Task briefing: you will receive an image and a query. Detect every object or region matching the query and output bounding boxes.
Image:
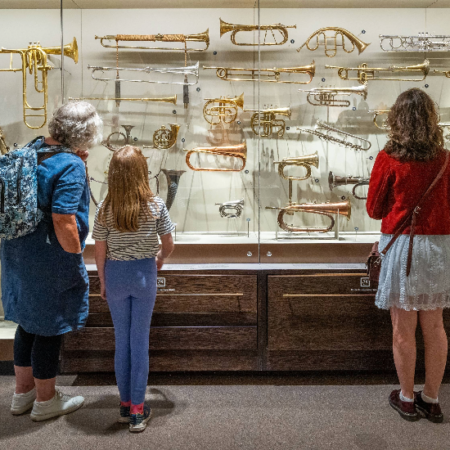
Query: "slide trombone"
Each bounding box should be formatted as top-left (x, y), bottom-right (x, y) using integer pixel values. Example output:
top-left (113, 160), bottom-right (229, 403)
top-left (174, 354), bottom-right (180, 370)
top-left (244, 107), bottom-right (291, 137)
top-left (215, 199), bottom-right (245, 218)
top-left (328, 172), bottom-right (369, 200)
top-left (203, 93), bottom-right (244, 125)
top-left (274, 152), bottom-right (319, 181)
top-left (203, 62), bottom-right (315, 84)
top-left (380, 33), bottom-right (450, 52)
top-left (219, 18), bottom-right (296, 46)
top-left (299, 84), bottom-right (367, 107)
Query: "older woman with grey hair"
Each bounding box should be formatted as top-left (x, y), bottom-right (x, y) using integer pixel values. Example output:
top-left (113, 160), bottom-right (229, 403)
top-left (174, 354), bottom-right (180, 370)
top-left (2, 101), bottom-right (102, 422)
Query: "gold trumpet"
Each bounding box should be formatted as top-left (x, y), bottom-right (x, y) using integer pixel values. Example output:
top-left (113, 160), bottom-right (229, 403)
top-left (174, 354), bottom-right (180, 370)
top-left (0, 127), bottom-right (10, 155)
top-left (0, 38), bottom-right (78, 129)
top-left (69, 95), bottom-right (177, 107)
top-left (299, 84), bottom-right (368, 107)
top-left (184, 142), bottom-right (247, 172)
top-left (244, 107), bottom-right (291, 138)
top-left (203, 93), bottom-right (244, 125)
top-left (297, 27), bottom-right (370, 57)
top-left (144, 124), bottom-right (180, 150)
top-left (328, 171), bottom-right (369, 200)
top-left (95, 30), bottom-right (210, 52)
top-left (325, 59), bottom-right (430, 84)
top-left (274, 152), bottom-right (319, 181)
top-left (203, 62), bottom-right (315, 84)
top-left (219, 18), bottom-right (296, 46)
top-left (266, 200), bottom-right (351, 233)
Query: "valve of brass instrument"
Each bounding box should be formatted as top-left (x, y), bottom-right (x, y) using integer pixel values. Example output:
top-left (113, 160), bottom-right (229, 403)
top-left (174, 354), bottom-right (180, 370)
top-left (244, 107), bottom-right (291, 138)
top-left (215, 199), bottom-right (245, 219)
top-left (203, 93), bottom-right (244, 125)
top-left (273, 152), bottom-right (319, 181)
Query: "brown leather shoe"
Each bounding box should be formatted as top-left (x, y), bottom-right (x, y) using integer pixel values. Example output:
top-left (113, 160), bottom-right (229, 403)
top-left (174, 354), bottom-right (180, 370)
top-left (414, 391), bottom-right (444, 423)
top-left (389, 389), bottom-right (420, 422)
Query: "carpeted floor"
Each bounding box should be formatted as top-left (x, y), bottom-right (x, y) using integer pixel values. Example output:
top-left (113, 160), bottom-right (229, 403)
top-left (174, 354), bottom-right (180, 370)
top-left (0, 376), bottom-right (449, 450)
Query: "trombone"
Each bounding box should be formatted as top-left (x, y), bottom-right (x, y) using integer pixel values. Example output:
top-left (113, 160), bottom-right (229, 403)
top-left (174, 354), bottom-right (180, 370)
top-left (244, 107), bottom-right (291, 138)
top-left (325, 59), bottom-right (430, 84)
top-left (298, 84), bottom-right (367, 107)
top-left (297, 27), bottom-right (370, 57)
top-left (274, 152), bottom-right (319, 181)
top-left (328, 171), bottom-right (369, 200)
top-left (203, 62), bottom-right (315, 84)
top-left (69, 94), bottom-right (177, 107)
top-left (219, 18), bottom-right (296, 46)
top-left (95, 29), bottom-right (210, 52)
top-left (203, 93), bottom-right (244, 125)
top-left (0, 38), bottom-right (78, 129)
top-left (215, 199), bottom-right (245, 219)
top-left (266, 200), bottom-right (351, 233)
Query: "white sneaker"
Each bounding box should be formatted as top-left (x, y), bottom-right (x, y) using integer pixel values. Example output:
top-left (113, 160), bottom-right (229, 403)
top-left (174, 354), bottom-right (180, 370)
top-left (10, 388), bottom-right (37, 415)
top-left (30, 390), bottom-right (85, 422)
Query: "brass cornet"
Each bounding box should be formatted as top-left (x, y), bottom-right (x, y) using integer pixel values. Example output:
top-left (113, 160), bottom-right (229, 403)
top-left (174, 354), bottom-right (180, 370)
top-left (328, 171), bottom-right (369, 200)
top-left (244, 107), bottom-right (291, 137)
top-left (274, 152), bottom-right (319, 181)
top-left (0, 38), bottom-right (78, 129)
top-left (0, 127), bottom-right (10, 155)
top-left (95, 30), bottom-right (210, 52)
top-left (325, 59), bottom-right (430, 84)
top-left (219, 18), bottom-right (296, 46)
top-left (297, 27), bottom-right (370, 57)
top-left (203, 62), bottom-right (315, 84)
top-left (184, 142), bottom-right (247, 172)
top-left (215, 199), bottom-right (245, 218)
top-left (203, 93), bottom-right (244, 125)
top-left (144, 124), bottom-right (180, 150)
top-left (266, 200), bottom-right (351, 233)
top-left (299, 84), bottom-right (367, 107)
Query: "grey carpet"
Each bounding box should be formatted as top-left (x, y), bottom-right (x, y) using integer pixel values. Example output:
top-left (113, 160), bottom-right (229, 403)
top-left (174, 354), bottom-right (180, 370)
top-left (0, 376), bottom-right (449, 450)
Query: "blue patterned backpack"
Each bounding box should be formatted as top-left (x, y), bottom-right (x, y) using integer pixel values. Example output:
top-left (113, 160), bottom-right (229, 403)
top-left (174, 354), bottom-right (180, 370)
top-left (0, 136), bottom-right (69, 240)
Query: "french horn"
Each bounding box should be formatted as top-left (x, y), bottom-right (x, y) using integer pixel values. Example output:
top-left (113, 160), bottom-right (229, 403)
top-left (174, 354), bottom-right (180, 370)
top-left (0, 128), bottom-right (10, 155)
top-left (380, 33), bottom-right (450, 52)
top-left (203, 62), bottom-right (315, 84)
top-left (274, 152), bottom-right (319, 181)
top-left (215, 199), bottom-right (245, 218)
top-left (266, 200), bottom-right (351, 233)
top-left (161, 169), bottom-right (186, 211)
top-left (203, 93), bottom-right (244, 125)
top-left (244, 107), bottom-right (291, 137)
top-left (328, 171), bottom-right (369, 200)
top-left (184, 142), bottom-right (247, 172)
top-left (0, 38), bottom-right (78, 129)
top-left (298, 84), bottom-right (367, 107)
top-left (297, 27), bottom-right (370, 57)
top-left (325, 60), bottom-right (430, 84)
top-left (219, 18), bottom-right (296, 46)
top-left (144, 124), bottom-right (180, 150)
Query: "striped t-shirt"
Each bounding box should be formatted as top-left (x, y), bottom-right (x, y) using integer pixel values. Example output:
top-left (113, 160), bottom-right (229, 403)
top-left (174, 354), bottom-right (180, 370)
top-left (92, 197), bottom-right (175, 261)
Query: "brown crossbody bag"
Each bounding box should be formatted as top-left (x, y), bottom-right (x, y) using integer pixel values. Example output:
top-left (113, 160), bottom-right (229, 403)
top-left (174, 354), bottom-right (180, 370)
top-left (367, 152), bottom-right (449, 284)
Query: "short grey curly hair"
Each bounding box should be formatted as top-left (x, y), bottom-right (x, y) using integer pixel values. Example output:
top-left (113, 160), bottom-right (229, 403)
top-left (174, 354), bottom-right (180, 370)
top-left (48, 101), bottom-right (103, 151)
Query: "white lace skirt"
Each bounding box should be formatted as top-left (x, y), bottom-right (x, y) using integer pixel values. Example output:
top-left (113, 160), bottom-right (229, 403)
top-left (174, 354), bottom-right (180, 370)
top-left (376, 234), bottom-right (450, 311)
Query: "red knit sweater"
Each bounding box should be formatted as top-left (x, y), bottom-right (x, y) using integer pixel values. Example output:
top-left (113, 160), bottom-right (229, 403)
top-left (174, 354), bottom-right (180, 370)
top-left (366, 149), bottom-right (450, 235)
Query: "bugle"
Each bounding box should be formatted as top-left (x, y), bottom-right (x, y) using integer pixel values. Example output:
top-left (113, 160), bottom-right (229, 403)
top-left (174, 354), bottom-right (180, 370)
top-left (203, 62), bottom-right (315, 84)
top-left (328, 171), bottom-right (369, 200)
top-left (380, 33), bottom-right (450, 52)
top-left (143, 124), bottom-right (180, 150)
top-left (95, 29), bottom-right (210, 52)
top-left (215, 199), bottom-right (245, 218)
top-left (184, 142), bottom-right (247, 172)
top-left (203, 93), bottom-right (244, 125)
top-left (0, 38), bottom-right (78, 129)
top-left (298, 27), bottom-right (370, 57)
top-left (0, 127), bottom-right (10, 155)
top-left (68, 94), bottom-right (177, 107)
top-left (244, 107), bottom-right (291, 137)
top-left (325, 59), bottom-right (430, 84)
top-left (161, 169), bottom-right (186, 211)
top-left (266, 200), bottom-right (351, 233)
top-left (219, 18), bottom-right (296, 46)
top-left (298, 84), bottom-right (367, 107)
top-left (274, 152), bottom-right (319, 181)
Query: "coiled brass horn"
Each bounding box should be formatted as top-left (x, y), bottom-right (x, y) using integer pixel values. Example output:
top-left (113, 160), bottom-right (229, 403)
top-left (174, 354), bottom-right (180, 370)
top-left (297, 27), bottom-right (370, 57)
top-left (161, 169), bottom-right (186, 211)
top-left (215, 199), bottom-right (245, 218)
top-left (328, 171), bottom-right (369, 200)
top-left (266, 200), bottom-right (351, 233)
top-left (0, 128), bottom-right (10, 155)
top-left (151, 124), bottom-right (180, 150)
top-left (299, 84), bottom-right (368, 107)
top-left (203, 93), bottom-right (244, 125)
top-left (184, 142), bottom-right (247, 172)
top-left (244, 107), bottom-right (291, 138)
top-left (274, 152), bottom-right (319, 181)
top-left (219, 18), bottom-right (296, 46)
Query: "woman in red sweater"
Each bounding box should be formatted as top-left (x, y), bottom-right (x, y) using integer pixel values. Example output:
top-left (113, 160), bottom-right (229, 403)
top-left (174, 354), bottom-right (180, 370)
top-left (367, 88), bottom-right (449, 423)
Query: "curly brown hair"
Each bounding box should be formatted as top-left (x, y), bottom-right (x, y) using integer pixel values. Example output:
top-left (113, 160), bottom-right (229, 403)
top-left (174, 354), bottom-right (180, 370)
top-left (385, 88), bottom-right (444, 162)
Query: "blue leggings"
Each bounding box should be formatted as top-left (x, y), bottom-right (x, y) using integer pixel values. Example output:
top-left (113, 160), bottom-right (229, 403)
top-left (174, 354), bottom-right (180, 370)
top-left (105, 258), bottom-right (157, 405)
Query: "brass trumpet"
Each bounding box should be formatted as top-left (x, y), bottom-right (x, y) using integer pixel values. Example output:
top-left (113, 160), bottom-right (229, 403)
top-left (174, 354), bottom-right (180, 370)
top-left (380, 33), bottom-right (450, 52)
top-left (0, 38), bottom-right (78, 129)
top-left (95, 30), bottom-right (210, 52)
top-left (143, 124), bottom-right (180, 150)
top-left (215, 199), bottom-right (245, 218)
top-left (203, 93), bottom-right (244, 125)
top-left (266, 200), bottom-right (351, 233)
top-left (203, 62), bottom-right (315, 84)
top-left (274, 152), bottom-right (319, 181)
top-left (299, 84), bottom-right (367, 107)
top-left (297, 27), bottom-right (370, 57)
top-left (244, 107), bottom-right (291, 137)
top-left (325, 59), bottom-right (430, 84)
top-left (0, 127), bottom-right (10, 155)
top-left (68, 94), bottom-right (177, 107)
top-left (219, 18), bottom-right (296, 46)
top-left (328, 171), bottom-right (369, 200)
top-left (184, 142), bottom-right (247, 172)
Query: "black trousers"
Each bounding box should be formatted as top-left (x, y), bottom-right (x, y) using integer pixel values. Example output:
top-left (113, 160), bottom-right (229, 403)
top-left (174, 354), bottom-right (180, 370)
top-left (14, 325), bottom-right (62, 380)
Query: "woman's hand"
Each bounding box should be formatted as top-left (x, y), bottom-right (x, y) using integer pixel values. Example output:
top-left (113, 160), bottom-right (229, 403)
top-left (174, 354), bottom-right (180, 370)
top-left (100, 283), bottom-right (107, 300)
top-left (156, 253), bottom-right (165, 271)
top-left (76, 150), bottom-right (90, 161)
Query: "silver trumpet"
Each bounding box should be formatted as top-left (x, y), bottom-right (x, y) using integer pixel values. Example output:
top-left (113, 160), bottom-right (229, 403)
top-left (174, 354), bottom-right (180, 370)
top-left (328, 171), bottom-right (369, 200)
top-left (88, 61), bottom-right (199, 85)
top-left (298, 84), bottom-right (367, 107)
top-left (379, 33), bottom-right (450, 52)
top-left (215, 199), bottom-right (244, 219)
top-left (298, 120), bottom-right (372, 151)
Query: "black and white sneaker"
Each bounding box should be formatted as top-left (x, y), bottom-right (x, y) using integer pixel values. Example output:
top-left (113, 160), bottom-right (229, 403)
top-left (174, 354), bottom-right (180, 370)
top-left (129, 405), bottom-right (152, 433)
top-left (118, 405), bottom-right (131, 424)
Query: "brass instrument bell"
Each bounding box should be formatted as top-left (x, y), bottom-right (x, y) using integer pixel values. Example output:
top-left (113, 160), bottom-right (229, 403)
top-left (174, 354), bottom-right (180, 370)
top-left (203, 93), bottom-right (244, 125)
top-left (328, 171), bottom-right (369, 200)
top-left (274, 152), bottom-right (319, 181)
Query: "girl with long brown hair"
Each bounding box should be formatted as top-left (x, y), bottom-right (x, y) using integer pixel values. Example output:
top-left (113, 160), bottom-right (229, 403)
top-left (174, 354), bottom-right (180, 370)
top-left (93, 146), bottom-right (174, 433)
top-left (367, 88), bottom-right (450, 423)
